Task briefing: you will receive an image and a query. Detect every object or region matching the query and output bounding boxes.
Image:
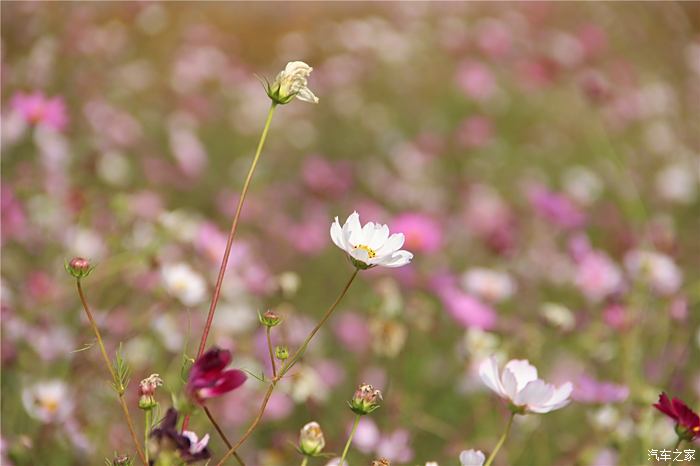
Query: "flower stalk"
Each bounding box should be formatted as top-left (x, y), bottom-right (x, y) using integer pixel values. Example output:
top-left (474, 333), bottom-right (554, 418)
top-left (484, 412), bottom-right (515, 466)
top-left (266, 326), bottom-right (277, 379)
top-left (75, 279), bottom-right (148, 466)
top-left (339, 414), bottom-right (361, 466)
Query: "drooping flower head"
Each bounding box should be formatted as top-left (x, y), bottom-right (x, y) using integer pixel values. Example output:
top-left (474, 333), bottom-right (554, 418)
top-left (460, 449), bottom-right (486, 466)
top-left (479, 357), bottom-right (573, 414)
top-left (186, 347), bottom-right (247, 403)
top-left (299, 421), bottom-right (326, 456)
top-left (265, 61), bottom-right (318, 105)
top-left (653, 392), bottom-right (700, 441)
top-left (149, 408), bottom-right (211, 464)
top-left (331, 212), bottom-right (413, 269)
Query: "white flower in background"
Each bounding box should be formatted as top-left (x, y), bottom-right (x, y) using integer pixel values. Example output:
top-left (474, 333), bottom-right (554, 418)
top-left (624, 250), bottom-right (682, 296)
top-left (161, 263), bottom-right (206, 306)
top-left (479, 357), bottom-right (573, 414)
top-left (266, 61), bottom-right (319, 104)
top-left (460, 449), bottom-right (486, 466)
top-left (330, 211), bottom-right (413, 269)
top-left (655, 163), bottom-right (697, 204)
top-left (426, 462), bottom-right (439, 466)
top-left (540, 303), bottom-right (576, 332)
top-left (22, 380), bottom-right (73, 423)
top-left (461, 268), bottom-right (516, 302)
top-left (462, 328), bottom-right (500, 360)
top-left (562, 166), bottom-right (603, 206)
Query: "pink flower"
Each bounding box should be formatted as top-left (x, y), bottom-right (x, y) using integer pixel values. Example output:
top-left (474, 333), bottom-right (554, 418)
top-left (574, 251), bottom-right (623, 302)
top-left (456, 116), bottom-right (494, 149)
top-left (302, 155), bottom-right (353, 198)
top-left (602, 304), bottom-right (629, 330)
top-left (391, 213), bottom-right (442, 254)
top-left (186, 347), bottom-right (247, 403)
top-left (11, 91), bottom-right (68, 131)
top-left (455, 61), bottom-right (496, 101)
top-left (528, 184), bottom-right (586, 230)
top-left (475, 19), bottom-right (512, 60)
top-left (375, 429), bottom-right (414, 463)
top-left (333, 312), bottom-right (371, 354)
top-left (573, 375), bottom-right (629, 404)
top-left (432, 273), bottom-right (497, 330)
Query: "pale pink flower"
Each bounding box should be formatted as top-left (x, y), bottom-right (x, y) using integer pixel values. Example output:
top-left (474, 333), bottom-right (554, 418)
top-left (574, 251), bottom-right (623, 302)
top-left (391, 213), bottom-right (442, 254)
top-left (624, 250), bottom-right (682, 296)
top-left (455, 61), bottom-right (496, 100)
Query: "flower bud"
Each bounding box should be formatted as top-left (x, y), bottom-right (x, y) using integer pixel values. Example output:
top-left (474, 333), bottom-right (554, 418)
top-left (371, 459), bottom-right (391, 466)
top-left (259, 310), bottom-right (281, 328)
top-left (65, 257), bottom-right (94, 279)
top-left (275, 345), bottom-right (289, 361)
top-left (298, 421), bottom-right (325, 456)
top-left (348, 383), bottom-right (382, 415)
top-left (138, 374), bottom-right (163, 410)
top-left (111, 454), bottom-right (133, 466)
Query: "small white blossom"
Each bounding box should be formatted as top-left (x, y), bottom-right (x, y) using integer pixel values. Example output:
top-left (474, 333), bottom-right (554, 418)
top-left (161, 262), bottom-right (207, 306)
top-left (479, 357), bottom-right (573, 414)
top-left (624, 250), bottom-right (682, 296)
top-left (22, 380), bottom-right (73, 423)
top-left (460, 449), bottom-right (486, 466)
top-left (182, 430), bottom-right (210, 455)
top-left (461, 268), bottom-right (516, 302)
top-left (330, 211), bottom-right (413, 269)
top-left (267, 61), bottom-right (318, 104)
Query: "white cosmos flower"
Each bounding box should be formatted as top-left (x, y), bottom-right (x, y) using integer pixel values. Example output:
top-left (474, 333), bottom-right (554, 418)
top-left (22, 380), bottom-right (73, 423)
top-left (462, 268), bottom-right (515, 302)
top-left (268, 61), bottom-right (318, 104)
top-left (460, 449), bottom-right (486, 466)
top-left (624, 250), bottom-right (682, 296)
top-left (161, 262), bottom-right (207, 306)
top-left (479, 357), bottom-right (573, 414)
top-left (330, 211), bottom-right (414, 269)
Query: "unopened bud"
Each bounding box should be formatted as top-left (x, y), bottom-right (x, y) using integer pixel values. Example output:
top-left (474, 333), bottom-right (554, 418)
top-left (138, 374), bottom-right (163, 410)
top-left (298, 421), bottom-right (325, 456)
top-left (371, 459), bottom-right (391, 466)
top-left (259, 310), bottom-right (281, 327)
top-left (111, 454), bottom-right (133, 466)
top-left (65, 257), bottom-right (94, 279)
top-left (348, 383), bottom-right (382, 415)
top-left (275, 345), bottom-right (289, 361)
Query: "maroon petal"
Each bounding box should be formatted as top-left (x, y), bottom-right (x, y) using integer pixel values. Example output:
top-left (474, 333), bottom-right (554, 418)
top-left (199, 370), bottom-right (247, 399)
top-left (654, 392), bottom-right (677, 421)
top-left (191, 347), bottom-right (232, 378)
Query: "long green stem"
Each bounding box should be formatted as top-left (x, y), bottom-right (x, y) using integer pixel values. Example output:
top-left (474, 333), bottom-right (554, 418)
top-left (339, 414), bottom-right (361, 466)
top-left (216, 269), bottom-right (359, 465)
top-left (183, 102), bottom-right (277, 432)
top-left (144, 409), bottom-right (151, 464)
top-left (266, 327), bottom-right (277, 378)
top-left (668, 437), bottom-right (683, 466)
top-left (484, 412), bottom-right (515, 466)
top-left (76, 280), bottom-right (148, 466)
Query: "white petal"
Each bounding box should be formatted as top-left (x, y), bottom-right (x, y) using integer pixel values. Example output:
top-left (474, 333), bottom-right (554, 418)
top-left (368, 224), bottom-right (390, 249)
top-left (296, 87), bottom-right (319, 104)
top-left (535, 382), bottom-right (573, 413)
top-left (376, 232), bottom-right (405, 255)
top-left (478, 357), bottom-right (505, 397)
top-left (330, 218), bottom-right (346, 250)
top-left (347, 212), bottom-right (363, 246)
top-left (503, 359), bottom-right (538, 391)
top-left (460, 449), bottom-right (486, 466)
top-left (514, 379), bottom-right (554, 408)
top-left (501, 368), bottom-right (519, 401)
top-left (374, 250), bottom-right (413, 268)
top-left (361, 222), bottom-right (376, 245)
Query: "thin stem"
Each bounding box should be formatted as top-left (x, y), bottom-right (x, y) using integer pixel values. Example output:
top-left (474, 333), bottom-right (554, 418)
top-left (668, 438), bottom-right (683, 466)
top-left (196, 102), bottom-right (277, 358)
top-left (339, 414), bottom-right (361, 466)
top-left (183, 102), bottom-right (277, 433)
top-left (216, 269), bottom-right (359, 465)
top-left (300, 457), bottom-right (308, 466)
top-left (266, 327), bottom-right (277, 378)
top-left (203, 406), bottom-right (245, 466)
top-left (484, 412), bottom-right (515, 466)
top-left (280, 269), bottom-right (359, 377)
top-left (76, 280), bottom-right (148, 466)
top-left (144, 409), bottom-right (151, 464)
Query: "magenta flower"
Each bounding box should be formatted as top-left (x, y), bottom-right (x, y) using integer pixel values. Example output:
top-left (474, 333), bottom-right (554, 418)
top-left (572, 375), bottom-right (629, 404)
top-left (11, 91), bottom-right (68, 132)
top-left (186, 347), bottom-right (247, 403)
top-left (391, 213), bottom-right (442, 254)
top-left (654, 392), bottom-right (700, 441)
top-left (527, 184), bottom-right (586, 230)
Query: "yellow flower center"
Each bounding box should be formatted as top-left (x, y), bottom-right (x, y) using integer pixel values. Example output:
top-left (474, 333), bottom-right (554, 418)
top-left (40, 397), bottom-right (59, 414)
top-left (354, 244), bottom-right (377, 259)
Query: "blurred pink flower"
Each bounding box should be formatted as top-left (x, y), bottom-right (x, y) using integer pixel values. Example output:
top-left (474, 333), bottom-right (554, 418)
top-left (333, 312), bottom-right (371, 354)
top-left (577, 24), bottom-right (608, 60)
top-left (475, 19), bottom-right (512, 60)
top-left (391, 213), bottom-right (442, 254)
top-left (11, 91), bottom-right (68, 131)
top-left (375, 429), bottom-right (414, 463)
top-left (572, 375), bottom-right (629, 404)
top-left (528, 184), bottom-right (586, 230)
top-left (302, 155), bottom-right (353, 198)
top-left (262, 392), bottom-right (294, 421)
top-left (432, 273), bottom-right (497, 330)
top-left (456, 115), bottom-right (494, 149)
top-left (574, 251), bottom-right (623, 302)
top-left (602, 304), bottom-right (629, 330)
top-left (515, 57), bottom-right (559, 90)
top-left (456, 61), bottom-right (496, 100)
top-left (353, 418), bottom-right (380, 454)
top-left (464, 185), bottom-right (517, 254)
top-left (1, 186), bottom-right (28, 245)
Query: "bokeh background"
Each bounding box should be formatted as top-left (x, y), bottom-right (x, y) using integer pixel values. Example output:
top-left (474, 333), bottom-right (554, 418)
top-left (2, 2), bottom-right (700, 465)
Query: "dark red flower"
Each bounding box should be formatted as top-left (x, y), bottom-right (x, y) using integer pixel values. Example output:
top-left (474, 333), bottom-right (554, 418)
top-left (186, 347), bottom-right (247, 403)
top-left (149, 408), bottom-right (211, 464)
top-left (654, 392), bottom-right (700, 440)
